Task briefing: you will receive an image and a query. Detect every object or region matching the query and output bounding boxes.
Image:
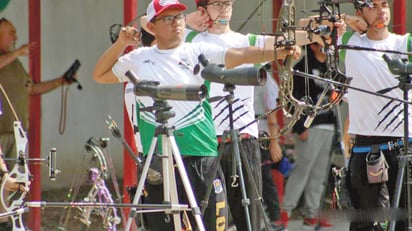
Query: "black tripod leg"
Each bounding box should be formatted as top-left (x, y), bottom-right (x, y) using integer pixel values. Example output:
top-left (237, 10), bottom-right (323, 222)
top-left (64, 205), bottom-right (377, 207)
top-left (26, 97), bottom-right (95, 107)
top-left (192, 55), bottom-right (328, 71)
top-left (389, 154), bottom-right (409, 231)
top-left (238, 140), bottom-right (273, 231)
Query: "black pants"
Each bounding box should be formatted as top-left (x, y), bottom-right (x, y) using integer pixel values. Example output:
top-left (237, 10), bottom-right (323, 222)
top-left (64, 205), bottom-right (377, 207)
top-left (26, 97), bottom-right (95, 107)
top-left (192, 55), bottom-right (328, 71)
top-left (144, 156), bottom-right (227, 231)
top-left (348, 136), bottom-right (406, 231)
top-left (219, 138), bottom-right (262, 231)
top-left (261, 147), bottom-right (280, 221)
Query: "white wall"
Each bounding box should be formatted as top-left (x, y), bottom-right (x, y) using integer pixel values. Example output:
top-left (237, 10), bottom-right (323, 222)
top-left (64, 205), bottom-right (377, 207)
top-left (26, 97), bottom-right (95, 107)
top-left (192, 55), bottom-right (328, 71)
top-left (0, 0), bottom-right (410, 190)
top-left (1, 0), bottom-right (125, 189)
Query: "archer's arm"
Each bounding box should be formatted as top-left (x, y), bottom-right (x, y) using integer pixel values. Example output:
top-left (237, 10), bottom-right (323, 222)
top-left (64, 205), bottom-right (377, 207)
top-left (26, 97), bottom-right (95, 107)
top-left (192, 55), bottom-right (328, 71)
top-left (93, 27), bottom-right (140, 84)
top-left (224, 45), bottom-right (301, 69)
top-left (0, 44), bottom-right (31, 69)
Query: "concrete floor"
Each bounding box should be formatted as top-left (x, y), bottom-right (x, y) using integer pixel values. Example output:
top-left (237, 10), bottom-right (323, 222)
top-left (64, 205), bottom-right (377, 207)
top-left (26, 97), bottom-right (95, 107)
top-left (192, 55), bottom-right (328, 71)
top-left (227, 218), bottom-right (350, 231)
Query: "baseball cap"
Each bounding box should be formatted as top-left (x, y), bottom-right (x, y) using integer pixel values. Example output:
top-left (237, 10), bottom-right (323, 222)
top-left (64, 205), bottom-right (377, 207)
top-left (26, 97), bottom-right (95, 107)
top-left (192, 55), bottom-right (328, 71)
top-left (146, 0), bottom-right (187, 22)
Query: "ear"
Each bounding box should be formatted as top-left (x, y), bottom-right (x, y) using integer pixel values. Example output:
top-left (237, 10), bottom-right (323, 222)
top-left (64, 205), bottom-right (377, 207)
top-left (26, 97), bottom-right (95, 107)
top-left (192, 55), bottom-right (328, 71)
top-left (309, 43), bottom-right (316, 50)
top-left (197, 6), bottom-right (207, 13)
top-left (146, 22), bottom-right (155, 35)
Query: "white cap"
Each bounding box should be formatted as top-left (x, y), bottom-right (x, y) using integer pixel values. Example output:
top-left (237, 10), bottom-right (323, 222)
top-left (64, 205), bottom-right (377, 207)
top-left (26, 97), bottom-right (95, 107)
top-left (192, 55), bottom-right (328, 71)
top-left (146, 0), bottom-right (187, 23)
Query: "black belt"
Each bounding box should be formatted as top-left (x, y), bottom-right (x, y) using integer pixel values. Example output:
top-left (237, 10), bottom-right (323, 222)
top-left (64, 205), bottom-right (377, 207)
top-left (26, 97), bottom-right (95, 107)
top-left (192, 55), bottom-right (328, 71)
top-left (352, 138), bottom-right (412, 154)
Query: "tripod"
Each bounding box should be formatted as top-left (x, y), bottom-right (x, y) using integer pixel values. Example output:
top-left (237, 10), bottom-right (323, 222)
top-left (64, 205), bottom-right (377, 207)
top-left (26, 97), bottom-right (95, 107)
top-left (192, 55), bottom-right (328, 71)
top-left (203, 83), bottom-right (272, 231)
top-left (388, 71), bottom-right (412, 231)
top-left (125, 99), bottom-right (205, 231)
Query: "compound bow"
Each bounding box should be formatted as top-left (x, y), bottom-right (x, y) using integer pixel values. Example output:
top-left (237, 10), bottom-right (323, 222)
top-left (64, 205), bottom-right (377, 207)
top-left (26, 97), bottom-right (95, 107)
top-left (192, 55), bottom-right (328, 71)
top-left (58, 137), bottom-right (123, 230)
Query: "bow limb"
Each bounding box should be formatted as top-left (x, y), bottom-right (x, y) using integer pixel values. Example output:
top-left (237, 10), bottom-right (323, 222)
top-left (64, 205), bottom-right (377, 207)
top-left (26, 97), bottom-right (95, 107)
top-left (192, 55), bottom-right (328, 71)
top-left (80, 139), bottom-right (122, 230)
top-left (0, 121), bottom-right (31, 231)
top-left (298, 1), bottom-right (353, 127)
top-left (273, 0), bottom-right (309, 135)
top-left (85, 139), bottom-right (109, 179)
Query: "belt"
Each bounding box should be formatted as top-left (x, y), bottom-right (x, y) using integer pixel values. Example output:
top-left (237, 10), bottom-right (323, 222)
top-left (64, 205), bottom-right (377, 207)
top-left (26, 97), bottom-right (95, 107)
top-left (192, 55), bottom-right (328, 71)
top-left (217, 133), bottom-right (254, 144)
top-left (352, 138), bottom-right (412, 154)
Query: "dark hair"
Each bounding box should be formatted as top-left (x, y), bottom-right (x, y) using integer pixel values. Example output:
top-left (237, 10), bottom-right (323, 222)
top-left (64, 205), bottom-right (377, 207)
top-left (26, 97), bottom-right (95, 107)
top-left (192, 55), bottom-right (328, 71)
top-left (0, 18), bottom-right (9, 25)
top-left (196, 0), bottom-right (235, 8)
top-left (196, 0), bottom-right (208, 8)
top-left (140, 27), bottom-right (155, 47)
top-left (353, 0), bottom-right (372, 9)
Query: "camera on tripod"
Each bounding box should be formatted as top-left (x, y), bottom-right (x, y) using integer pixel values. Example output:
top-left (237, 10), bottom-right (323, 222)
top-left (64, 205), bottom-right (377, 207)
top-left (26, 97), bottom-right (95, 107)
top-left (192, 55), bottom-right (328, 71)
top-left (125, 71), bottom-right (207, 101)
top-left (198, 54), bottom-right (267, 86)
top-left (383, 54), bottom-right (412, 76)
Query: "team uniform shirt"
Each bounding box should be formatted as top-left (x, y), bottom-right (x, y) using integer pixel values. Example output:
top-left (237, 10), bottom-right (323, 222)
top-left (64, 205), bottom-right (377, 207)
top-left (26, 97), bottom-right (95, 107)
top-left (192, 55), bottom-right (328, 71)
top-left (113, 42), bottom-right (226, 157)
top-left (124, 82), bottom-right (143, 152)
top-left (185, 30), bottom-right (267, 138)
top-left (340, 32), bottom-right (412, 137)
top-left (254, 74), bottom-right (279, 133)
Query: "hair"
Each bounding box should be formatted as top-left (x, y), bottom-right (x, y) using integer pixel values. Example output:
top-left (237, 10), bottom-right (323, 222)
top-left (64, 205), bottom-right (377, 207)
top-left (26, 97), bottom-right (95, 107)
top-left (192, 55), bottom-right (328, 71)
top-left (140, 27), bottom-right (155, 47)
top-left (196, 0), bottom-right (208, 8)
top-left (0, 18), bottom-right (9, 26)
top-left (196, 0), bottom-right (235, 8)
top-left (352, 0), bottom-right (382, 10)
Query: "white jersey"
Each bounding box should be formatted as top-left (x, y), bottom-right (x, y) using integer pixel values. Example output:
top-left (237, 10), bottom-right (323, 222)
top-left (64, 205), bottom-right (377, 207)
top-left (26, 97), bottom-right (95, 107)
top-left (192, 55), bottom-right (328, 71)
top-left (185, 30), bottom-right (267, 138)
top-left (340, 32), bottom-right (412, 137)
top-left (124, 82), bottom-right (143, 152)
top-left (113, 42), bottom-right (227, 156)
top-left (254, 74), bottom-right (279, 133)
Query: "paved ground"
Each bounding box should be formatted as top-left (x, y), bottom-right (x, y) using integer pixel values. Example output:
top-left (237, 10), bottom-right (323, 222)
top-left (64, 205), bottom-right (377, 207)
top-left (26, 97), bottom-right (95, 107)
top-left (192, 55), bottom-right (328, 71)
top-left (227, 217), bottom-right (350, 231)
top-left (278, 218), bottom-right (349, 231)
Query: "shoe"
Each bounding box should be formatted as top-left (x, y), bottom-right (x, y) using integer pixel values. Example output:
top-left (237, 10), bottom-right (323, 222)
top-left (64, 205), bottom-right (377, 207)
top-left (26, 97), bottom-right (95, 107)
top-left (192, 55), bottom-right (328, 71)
top-left (302, 218), bottom-right (333, 230)
top-left (270, 222), bottom-right (287, 231)
top-left (272, 210), bottom-right (289, 230)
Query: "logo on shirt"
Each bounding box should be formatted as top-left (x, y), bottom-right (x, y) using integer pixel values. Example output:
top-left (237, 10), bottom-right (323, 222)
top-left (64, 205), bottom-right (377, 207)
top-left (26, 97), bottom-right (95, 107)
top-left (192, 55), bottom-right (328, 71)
top-left (159, 0), bottom-right (178, 6)
top-left (375, 98), bottom-right (404, 133)
top-left (143, 59), bottom-right (156, 65)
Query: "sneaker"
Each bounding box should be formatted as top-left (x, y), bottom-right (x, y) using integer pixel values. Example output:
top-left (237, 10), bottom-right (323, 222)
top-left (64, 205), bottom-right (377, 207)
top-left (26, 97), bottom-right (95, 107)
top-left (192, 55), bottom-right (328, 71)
top-left (270, 222), bottom-right (287, 231)
top-left (272, 210), bottom-right (289, 230)
top-left (302, 218), bottom-right (333, 230)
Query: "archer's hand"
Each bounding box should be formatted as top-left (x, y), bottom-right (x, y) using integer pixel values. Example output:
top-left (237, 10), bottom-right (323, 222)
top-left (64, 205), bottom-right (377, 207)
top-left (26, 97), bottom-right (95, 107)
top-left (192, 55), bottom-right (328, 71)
top-left (186, 7), bottom-right (210, 32)
top-left (61, 74), bottom-right (79, 85)
top-left (270, 140), bottom-right (283, 163)
top-left (118, 26), bottom-right (141, 47)
top-left (3, 176), bottom-right (30, 192)
top-left (275, 45), bottom-right (301, 60)
top-left (298, 129), bottom-right (308, 141)
top-left (14, 43), bottom-right (35, 57)
top-left (342, 14), bottom-right (368, 33)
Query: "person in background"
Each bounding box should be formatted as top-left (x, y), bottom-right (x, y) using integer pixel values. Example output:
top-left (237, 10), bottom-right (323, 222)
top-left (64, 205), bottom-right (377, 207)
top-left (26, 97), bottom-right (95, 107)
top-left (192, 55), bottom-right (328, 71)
top-left (0, 18), bottom-right (76, 230)
top-left (277, 42), bottom-right (336, 230)
top-left (253, 65), bottom-right (283, 230)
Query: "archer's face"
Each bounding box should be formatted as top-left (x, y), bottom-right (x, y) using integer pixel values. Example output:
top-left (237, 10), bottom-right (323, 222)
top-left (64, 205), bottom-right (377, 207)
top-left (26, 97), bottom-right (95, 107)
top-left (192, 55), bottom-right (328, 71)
top-left (205, 0), bottom-right (233, 25)
top-left (357, 0), bottom-right (391, 30)
top-left (148, 9), bottom-right (186, 49)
